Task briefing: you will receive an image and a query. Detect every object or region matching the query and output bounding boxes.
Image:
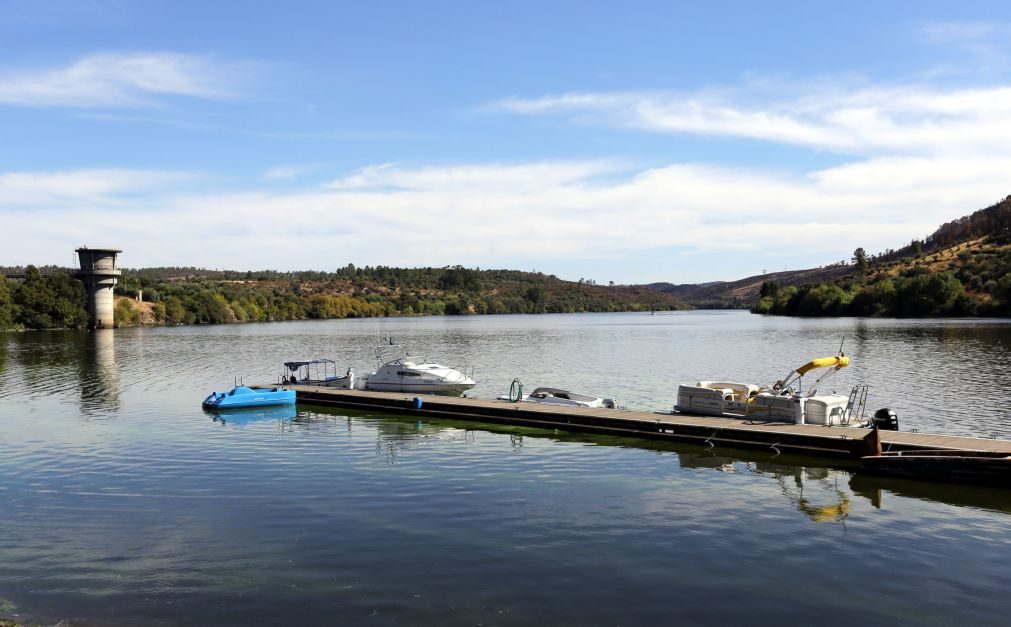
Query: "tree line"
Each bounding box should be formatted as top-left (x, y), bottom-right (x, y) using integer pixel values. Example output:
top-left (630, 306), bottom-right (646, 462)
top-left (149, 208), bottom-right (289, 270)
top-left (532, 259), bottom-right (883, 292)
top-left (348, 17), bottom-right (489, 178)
top-left (0, 266), bottom-right (88, 330)
top-left (753, 241), bottom-right (1011, 317)
top-left (2, 264), bottom-right (686, 330)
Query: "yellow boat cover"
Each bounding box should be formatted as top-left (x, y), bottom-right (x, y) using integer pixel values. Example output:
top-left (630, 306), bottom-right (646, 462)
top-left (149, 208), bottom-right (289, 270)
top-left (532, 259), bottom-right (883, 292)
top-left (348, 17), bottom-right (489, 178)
top-left (795, 356), bottom-right (849, 376)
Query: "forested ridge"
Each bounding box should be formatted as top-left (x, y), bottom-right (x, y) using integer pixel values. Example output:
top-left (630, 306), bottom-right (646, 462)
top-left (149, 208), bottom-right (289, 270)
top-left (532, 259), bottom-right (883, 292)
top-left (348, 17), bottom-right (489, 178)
top-left (0, 264), bottom-right (686, 330)
top-left (752, 195), bottom-right (1011, 317)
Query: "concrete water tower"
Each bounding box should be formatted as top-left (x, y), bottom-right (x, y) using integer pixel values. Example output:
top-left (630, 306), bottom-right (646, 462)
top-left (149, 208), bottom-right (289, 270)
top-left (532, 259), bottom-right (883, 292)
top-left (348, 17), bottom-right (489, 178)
top-left (75, 247), bottom-right (122, 329)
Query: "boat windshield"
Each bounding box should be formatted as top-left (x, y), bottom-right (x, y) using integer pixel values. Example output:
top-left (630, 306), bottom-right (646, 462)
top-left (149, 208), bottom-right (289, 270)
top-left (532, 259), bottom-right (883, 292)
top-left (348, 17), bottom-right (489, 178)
top-left (375, 340), bottom-right (428, 368)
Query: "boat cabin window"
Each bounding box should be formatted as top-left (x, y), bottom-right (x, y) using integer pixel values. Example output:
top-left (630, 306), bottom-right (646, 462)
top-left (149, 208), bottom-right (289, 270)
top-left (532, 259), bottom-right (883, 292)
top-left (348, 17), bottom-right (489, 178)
top-left (397, 371), bottom-right (422, 377)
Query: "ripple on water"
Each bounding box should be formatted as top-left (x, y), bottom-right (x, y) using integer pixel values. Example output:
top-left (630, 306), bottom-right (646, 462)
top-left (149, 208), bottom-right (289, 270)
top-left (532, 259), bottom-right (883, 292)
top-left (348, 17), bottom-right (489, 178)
top-left (2, 314), bottom-right (1011, 625)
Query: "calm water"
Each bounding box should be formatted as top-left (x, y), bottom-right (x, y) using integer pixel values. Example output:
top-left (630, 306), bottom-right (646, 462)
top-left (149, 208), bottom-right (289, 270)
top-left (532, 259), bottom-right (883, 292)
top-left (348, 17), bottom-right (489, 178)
top-left (2, 311), bottom-right (1011, 625)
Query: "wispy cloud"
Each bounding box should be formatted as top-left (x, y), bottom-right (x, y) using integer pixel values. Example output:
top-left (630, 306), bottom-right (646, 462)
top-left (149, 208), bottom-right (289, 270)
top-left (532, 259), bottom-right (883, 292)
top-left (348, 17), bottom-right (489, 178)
top-left (918, 20), bottom-right (1011, 69)
top-left (0, 168), bottom-right (196, 207)
top-left (262, 165), bottom-right (305, 181)
top-left (326, 160), bottom-right (622, 192)
top-left (0, 52), bottom-right (247, 108)
top-left (73, 111), bottom-right (428, 142)
top-left (489, 82), bottom-right (1011, 157)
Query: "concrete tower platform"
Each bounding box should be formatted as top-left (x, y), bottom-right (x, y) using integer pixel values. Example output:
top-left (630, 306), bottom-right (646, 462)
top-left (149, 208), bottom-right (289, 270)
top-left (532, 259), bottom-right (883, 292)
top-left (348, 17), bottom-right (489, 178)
top-left (76, 247), bottom-right (122, 329)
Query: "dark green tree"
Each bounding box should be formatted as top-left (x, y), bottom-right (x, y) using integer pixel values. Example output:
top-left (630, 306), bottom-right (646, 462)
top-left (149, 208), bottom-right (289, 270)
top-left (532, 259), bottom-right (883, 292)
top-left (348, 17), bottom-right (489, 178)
top-left (12, 267), bottom-right (88, 329)
top-left (894, 272), bottom-right (963, 316)
top-left (852, 247), bottom-right (868, 274)
top-left (0, 274), bottom-right (13, 329)
top-left (759, 280), bottom-right (780, 298)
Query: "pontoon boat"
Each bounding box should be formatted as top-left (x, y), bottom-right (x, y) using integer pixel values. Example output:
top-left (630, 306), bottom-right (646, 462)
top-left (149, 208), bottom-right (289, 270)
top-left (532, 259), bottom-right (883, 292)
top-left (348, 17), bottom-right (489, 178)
top-left (675, 354), bottom-right (882, 427)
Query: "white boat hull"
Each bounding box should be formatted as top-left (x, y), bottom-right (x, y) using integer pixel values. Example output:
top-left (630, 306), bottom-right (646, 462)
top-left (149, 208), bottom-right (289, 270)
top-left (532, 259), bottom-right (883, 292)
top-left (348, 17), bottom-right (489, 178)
top-left (363, 380), bottom-right (475, 396)
top-left (360, 362), bottom-right (475, 397)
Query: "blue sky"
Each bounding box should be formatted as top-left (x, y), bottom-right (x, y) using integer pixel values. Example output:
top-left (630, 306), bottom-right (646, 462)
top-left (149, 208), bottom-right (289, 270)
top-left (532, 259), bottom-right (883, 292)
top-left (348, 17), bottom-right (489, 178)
top-left (2, 1), bottom-right (1011, 283)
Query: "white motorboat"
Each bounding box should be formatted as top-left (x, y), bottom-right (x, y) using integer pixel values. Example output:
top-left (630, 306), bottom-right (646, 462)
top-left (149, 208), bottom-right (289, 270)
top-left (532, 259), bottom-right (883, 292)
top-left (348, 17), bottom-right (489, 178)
top-left (498, 380), bottom-right (618, 409)
top-left (282, 358), bottom-right (355, 388)
top-left (675, 354), bottom-right (879, 427)
top-left (358, 339), bottom-right (475, 396)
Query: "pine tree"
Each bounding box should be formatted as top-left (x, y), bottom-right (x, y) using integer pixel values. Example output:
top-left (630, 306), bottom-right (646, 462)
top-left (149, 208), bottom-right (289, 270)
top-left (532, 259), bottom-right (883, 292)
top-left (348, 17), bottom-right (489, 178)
top-left (0, 273), bottom-right (13, 329)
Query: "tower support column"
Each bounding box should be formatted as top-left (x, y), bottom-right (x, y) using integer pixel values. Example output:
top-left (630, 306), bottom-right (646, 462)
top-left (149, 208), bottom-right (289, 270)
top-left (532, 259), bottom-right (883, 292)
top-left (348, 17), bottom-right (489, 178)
top-left (75, 247), bottom-right (122, 330)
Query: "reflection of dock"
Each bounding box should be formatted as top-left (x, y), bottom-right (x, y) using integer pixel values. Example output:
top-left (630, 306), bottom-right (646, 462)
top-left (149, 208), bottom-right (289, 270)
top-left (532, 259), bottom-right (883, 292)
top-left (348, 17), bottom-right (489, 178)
top-left (271, 386), bottom-right (1011, 460)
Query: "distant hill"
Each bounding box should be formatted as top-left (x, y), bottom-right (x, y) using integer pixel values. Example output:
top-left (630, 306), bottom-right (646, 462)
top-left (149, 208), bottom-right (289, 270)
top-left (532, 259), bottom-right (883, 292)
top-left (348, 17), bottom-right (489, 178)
top-left (644, 265), bottom-right (855, 308)
top-left (644, 194), bottom-right (1011, 314)
top-left (886, 194), bottom-right (1011, 260)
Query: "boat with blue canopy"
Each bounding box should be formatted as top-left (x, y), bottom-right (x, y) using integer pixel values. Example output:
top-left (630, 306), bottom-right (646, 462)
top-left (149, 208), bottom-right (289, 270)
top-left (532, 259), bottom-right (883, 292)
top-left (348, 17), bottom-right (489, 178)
top-left (282, 358), bottom-right (355, 388)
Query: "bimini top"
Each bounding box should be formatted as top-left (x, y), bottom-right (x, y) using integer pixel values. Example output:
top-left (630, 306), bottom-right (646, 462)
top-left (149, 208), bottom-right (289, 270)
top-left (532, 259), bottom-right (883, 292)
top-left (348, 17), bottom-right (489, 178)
top-left (794, 355), bottom-right (850, 376)
top-left (284, 358), bottom-right (337, 372)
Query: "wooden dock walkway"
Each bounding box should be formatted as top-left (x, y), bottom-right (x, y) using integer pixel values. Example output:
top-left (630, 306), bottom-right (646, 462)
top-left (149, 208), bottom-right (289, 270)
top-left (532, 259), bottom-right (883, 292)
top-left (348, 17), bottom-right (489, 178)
top-left (275, 385), bottom-right (1011, 460)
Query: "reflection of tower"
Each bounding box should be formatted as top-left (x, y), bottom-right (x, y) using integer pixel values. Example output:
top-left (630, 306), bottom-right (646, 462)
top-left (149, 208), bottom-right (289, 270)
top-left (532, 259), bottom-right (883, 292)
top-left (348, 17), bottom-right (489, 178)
top-left (80, 328), bottom-right (120, 414)
top-left (75, 247), bottom-right (122, 329)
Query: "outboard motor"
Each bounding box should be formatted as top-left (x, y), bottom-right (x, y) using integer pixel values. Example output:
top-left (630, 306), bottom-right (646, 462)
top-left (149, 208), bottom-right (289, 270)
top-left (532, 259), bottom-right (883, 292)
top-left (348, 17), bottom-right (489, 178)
top-left (872, 408), bottom-right (899, 431)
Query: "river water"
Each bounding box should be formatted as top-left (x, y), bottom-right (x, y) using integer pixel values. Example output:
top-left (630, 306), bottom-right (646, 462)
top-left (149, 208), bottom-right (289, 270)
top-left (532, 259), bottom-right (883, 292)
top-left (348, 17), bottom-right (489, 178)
top-left (2, 311), bottom-right (1010, 625)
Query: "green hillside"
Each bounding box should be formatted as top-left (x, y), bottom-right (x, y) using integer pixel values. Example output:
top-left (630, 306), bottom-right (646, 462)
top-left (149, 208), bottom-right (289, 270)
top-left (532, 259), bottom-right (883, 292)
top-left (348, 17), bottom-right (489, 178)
top-left (752, 195), bottom-right (1011, 317)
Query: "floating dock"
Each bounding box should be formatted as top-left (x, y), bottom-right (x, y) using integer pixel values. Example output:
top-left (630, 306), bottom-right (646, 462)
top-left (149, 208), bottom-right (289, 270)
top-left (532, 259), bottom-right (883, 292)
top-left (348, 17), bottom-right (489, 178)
top-left (276, 385), bottom-right (1011, 461)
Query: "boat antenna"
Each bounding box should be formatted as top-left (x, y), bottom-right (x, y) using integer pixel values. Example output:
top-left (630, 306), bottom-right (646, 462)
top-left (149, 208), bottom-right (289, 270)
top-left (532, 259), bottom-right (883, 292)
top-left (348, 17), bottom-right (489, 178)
top-left (837, 336), bottom-right (845, 357)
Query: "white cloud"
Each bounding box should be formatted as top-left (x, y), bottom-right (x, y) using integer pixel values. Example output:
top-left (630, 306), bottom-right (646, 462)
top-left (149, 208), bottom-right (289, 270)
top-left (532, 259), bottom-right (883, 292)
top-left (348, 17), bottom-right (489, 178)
top-left (489, 83), bottom-right (1011, 157)
top-left (2, 157), bottom-right (1006, 281)
top-left (0, 52), bottom-right (244, 108)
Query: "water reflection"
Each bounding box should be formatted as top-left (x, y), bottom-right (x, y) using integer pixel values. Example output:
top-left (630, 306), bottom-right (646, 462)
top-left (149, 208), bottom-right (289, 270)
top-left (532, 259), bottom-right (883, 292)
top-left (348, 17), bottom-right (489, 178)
top-left (673, 451), bottom-right (854, 523)
top-left (0, 335), bottom-right (7, 397)
top-left (206, 404), bottom-right (297, 427)
top-left (1, 330), bottom-right (122, 416)
top-left (767, 464), bottom-right (852, 524)
top-left (78, 329), bottom-right (119, 415)
top-left (293, 407), bottom-right (1011, 521)
top-left (849, 473), bottom-right (1011, 515)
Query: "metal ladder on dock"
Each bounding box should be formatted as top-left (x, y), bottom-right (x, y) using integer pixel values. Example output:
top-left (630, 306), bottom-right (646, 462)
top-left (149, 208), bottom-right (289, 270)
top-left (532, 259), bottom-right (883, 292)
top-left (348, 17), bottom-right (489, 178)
top-left (843, 384), bottom-right (869, 425)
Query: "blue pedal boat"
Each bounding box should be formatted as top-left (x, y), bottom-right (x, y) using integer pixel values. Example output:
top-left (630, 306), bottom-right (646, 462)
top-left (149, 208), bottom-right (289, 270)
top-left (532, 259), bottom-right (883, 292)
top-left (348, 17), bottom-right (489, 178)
top-left (202, 385), bottom-right (295, 409)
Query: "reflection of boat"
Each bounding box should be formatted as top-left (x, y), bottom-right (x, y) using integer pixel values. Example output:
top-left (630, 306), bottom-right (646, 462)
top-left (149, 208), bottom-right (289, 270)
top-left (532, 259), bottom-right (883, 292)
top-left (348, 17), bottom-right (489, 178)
top-left (859, 450), bottom-right (1011, 487)
top-left (359, 339), bottom-right (475, 396)
top-left (282, 358), bottom-right (355, 388)
top-left (202, 385), bottom-right (295, 409)
top-left (675, 354), bottom-right (887, 428)
top-left (206, 404), bottom-right (297, 425)
top-left (498, 380), bottom-right (617, 408)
